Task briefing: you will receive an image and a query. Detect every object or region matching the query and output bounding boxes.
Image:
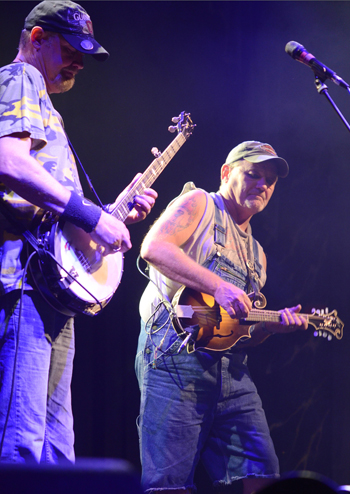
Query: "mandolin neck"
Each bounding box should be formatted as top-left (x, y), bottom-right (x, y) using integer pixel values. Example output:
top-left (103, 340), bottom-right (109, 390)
top-left (245, 309), bottom-right (309, 325)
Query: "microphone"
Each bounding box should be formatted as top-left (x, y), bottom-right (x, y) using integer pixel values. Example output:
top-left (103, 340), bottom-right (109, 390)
top-left (285, 41), bottom-right (349, 89)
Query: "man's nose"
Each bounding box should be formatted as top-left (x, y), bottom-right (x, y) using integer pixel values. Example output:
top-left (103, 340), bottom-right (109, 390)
top-left (257, 178), bottom-right (268, 190)
top-left (73, 53), bottom-right (84, 70)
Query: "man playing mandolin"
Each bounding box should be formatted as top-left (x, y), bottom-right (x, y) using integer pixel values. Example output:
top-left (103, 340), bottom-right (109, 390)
top-left (0, 1), bottom-right (157, 463)
top-left (136, 141), bottom-right (308, 494)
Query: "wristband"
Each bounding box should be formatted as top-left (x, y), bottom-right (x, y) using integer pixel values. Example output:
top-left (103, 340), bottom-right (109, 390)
top-left (61, 191), bottom-right (102, 233)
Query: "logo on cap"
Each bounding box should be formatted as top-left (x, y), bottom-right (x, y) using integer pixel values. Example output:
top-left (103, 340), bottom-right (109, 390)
top-left (69, 10), bottom-right (94, 36)
top-left (80, 39), bottom-right (94, 51)
top-left (260, 144), bottom-right (276, 156)
top-left (85, 20), bottom-right (94, 35)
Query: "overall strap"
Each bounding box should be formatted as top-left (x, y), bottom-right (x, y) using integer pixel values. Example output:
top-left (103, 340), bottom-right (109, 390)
top-left (251, 235), bottom-right (259, 261)
top-left (209, 193), bottom-right (226, 248)
top-left (209, 193), bottom-right (264, 304)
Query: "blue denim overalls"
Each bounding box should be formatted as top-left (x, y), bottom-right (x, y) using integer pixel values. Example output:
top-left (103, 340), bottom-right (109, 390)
top-left (135, 193), bottom-right (279, 493)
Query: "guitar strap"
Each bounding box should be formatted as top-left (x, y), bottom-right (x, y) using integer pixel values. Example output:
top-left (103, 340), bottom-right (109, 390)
top-left (65, 134), bottom-right (106, 210)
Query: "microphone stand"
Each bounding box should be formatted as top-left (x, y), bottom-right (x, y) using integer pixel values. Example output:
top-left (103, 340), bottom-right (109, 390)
top-left (314, 76), bottom-right (350, 133)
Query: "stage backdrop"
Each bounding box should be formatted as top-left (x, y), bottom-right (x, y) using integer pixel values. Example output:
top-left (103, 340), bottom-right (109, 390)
top-left (1, 1), bottom-right (350, 488)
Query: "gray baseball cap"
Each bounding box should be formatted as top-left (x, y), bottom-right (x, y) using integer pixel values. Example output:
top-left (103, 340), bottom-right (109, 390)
top-left (24, 1), bottom-right (109, 61)
top-left (225, 141), bottom-right (289, 178)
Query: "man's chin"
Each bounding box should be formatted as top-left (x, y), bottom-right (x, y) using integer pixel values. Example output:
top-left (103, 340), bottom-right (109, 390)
top-left (244, 199), bottom-right (266, 213)
top-left (58, 77), bottom-right (75, 93)
top-left (49, 76), bottom-right (75, 94)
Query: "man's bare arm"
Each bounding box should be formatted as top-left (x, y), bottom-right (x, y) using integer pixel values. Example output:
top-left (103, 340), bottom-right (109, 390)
top-left (141, 189), bottom-right (252, 319)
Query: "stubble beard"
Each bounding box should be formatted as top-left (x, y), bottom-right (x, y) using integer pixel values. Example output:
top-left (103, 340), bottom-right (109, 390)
top-left (50, 73), bottom-right (76, 93)
top-left (242, 197), bottom-right (266, 214)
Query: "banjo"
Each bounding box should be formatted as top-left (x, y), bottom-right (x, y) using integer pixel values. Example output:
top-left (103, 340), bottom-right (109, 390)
top-left (28, 112), bottom-right (195, 317)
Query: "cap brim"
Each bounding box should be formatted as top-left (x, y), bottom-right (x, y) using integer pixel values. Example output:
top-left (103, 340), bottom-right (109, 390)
top-left (246, 154), bottom-right (289, 178)
top-left (62, 33), bottom-right (109, 61)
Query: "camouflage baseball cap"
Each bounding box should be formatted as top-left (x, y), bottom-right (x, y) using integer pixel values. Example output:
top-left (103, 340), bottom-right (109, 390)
top-left (225, 141), bottom-right (289, 178)
top-left (24, 0), bottom-right (109, 61)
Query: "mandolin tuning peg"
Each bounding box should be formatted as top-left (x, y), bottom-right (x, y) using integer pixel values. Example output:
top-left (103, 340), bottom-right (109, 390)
top-left (328, 334), bottom-right (332, 341)
top-left (168, 125), bottom-right (177, 133)
top-left (325, 307), bottom-right (329, 314)
top-left (171, 116), bottom-right (181, 123)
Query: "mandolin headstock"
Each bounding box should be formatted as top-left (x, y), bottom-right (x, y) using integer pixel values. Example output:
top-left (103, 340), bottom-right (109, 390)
top-left (309, 308), bottom-right (344, 341)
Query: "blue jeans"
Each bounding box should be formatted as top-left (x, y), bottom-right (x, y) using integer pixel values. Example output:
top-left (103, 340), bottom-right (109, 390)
top-left (135, 255), bottom-right (279, 492)
top-left (0, 290), bottom-right (75, 463)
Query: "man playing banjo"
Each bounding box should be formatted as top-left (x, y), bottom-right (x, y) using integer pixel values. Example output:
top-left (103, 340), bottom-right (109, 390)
top-left (0, 1), bottom-right (156, 463)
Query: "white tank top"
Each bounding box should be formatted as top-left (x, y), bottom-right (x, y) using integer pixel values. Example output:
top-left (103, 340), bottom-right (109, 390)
top-left (139, 191), bottom-right (267, 322)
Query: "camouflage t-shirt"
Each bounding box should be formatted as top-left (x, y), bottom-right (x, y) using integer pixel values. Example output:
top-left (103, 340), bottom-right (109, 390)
top-left (0, 62), bottom-right (83, 294)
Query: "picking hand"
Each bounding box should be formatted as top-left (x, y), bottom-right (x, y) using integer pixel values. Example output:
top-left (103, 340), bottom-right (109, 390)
top-left (90, 210), bottom-right (132, 255)
top-left (214, 281), bottom-right (252, 319)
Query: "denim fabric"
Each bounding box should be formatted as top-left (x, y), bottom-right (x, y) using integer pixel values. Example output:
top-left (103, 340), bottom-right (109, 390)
top-left (135, 253), bottom-right (279, 492)
top-left (202, 253), bottom-right (258, 292)
top-left (0, 290), bottom-right (75, 464)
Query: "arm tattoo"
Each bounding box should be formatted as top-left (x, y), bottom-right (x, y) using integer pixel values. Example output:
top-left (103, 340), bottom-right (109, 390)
top-left (160, 196), bottom-right (200, 236)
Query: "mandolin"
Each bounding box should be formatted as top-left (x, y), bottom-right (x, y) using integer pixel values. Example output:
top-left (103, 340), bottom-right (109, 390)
top-left (172, 286), bottom-right (344, 353)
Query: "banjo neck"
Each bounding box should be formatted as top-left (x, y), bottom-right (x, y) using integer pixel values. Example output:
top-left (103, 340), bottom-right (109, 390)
top-left (110, 112), bottom-right (194, 222)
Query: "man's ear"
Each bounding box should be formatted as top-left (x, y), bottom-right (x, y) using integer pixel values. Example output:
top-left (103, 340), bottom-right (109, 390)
top-left (221, 164), bottom-right (231, 183)
top-left (30, 26), bottom-right (46, 50)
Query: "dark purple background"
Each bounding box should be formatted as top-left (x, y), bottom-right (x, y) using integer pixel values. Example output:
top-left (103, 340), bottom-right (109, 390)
top-left (1, 1), bottom-right (350, 488)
